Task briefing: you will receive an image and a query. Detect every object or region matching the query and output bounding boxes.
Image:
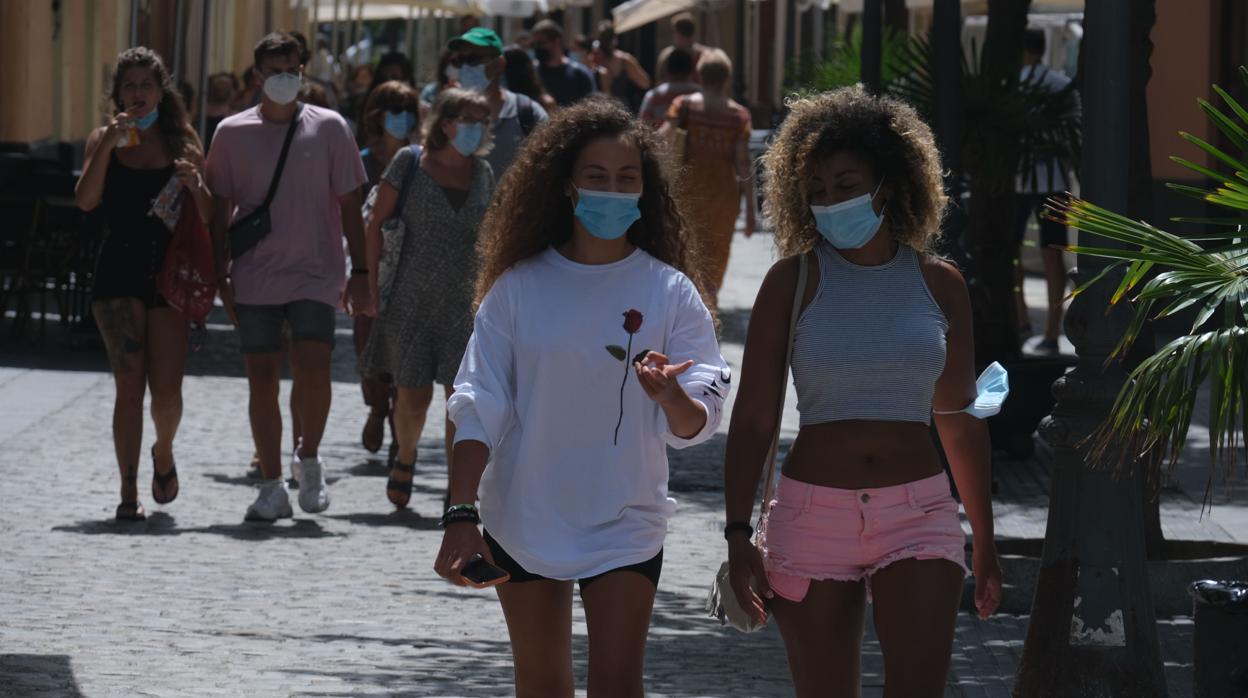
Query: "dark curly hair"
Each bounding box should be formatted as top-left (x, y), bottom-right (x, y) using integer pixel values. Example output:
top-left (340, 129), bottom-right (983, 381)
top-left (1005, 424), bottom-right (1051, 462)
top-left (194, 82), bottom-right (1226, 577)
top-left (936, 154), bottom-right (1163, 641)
top-left (109, 46), bottom-right (202, 161)
top-left (475, 95), bottom-right (712, 314)
top-left (764, 85), bottom-right (947, 256)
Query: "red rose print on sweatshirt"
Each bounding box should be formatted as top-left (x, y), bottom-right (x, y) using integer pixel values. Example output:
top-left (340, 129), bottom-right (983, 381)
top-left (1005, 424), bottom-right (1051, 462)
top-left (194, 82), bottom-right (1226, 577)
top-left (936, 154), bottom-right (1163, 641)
top-left (606, 309), bottom-right (648, 445)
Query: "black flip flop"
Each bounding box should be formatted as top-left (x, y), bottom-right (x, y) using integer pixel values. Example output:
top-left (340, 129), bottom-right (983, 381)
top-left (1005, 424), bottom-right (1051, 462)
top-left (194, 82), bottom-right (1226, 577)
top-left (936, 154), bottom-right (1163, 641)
top-left (386, 460), bottom-right (416, 509)
top-left (115, 501), bottom-right (146, 521)
top-left (151, 446), bottom-right (179, 505)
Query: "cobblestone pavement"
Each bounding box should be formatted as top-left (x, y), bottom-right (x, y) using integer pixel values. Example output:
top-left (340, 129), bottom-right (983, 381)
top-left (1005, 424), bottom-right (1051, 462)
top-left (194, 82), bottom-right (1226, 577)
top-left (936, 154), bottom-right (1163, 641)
top-left (0, 232), bottom-right (1222, 697)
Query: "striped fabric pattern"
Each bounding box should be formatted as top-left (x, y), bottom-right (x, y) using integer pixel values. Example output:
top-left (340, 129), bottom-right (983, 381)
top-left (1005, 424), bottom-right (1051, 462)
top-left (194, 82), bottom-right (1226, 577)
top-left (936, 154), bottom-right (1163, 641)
top-left (790, 243), bottom-right (949, 426)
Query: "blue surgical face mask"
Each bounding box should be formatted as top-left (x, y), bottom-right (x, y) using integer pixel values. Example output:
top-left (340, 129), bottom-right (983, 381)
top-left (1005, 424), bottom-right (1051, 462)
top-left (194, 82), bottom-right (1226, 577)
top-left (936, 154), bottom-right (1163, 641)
top-left (135, 107), bottom-right (159, 131)
top-left (573, 187), bottom-right (642, 240)
top-left (457, 63), bottom-right (490, 92)
top-left (384, 111), bottom-right (417, 140)
top-left (933, 361), bottom-right (1010, 419)
top-left (451, 121), bottom-right (485, 156)
top-left (810, 180), bottom-right (885, 250)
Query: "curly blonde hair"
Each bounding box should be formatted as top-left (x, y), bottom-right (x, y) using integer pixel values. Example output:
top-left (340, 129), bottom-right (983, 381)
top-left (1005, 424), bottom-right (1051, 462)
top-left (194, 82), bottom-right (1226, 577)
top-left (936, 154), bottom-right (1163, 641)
top-left (763, 85), bottom-right (947, 257)
top-left (474, 95), bottom-right (713, 314)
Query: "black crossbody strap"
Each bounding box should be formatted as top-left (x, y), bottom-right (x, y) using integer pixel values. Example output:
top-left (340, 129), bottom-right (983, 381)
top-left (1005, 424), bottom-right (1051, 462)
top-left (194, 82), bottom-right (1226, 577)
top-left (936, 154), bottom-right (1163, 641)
top-left (260, 107), bottom-right (301, 210)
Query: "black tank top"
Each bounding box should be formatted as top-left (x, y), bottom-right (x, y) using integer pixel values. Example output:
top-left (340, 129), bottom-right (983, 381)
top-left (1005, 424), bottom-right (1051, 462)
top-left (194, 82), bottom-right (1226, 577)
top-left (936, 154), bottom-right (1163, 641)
top-left (101, 153), bottom-right (174, 240)
top-left (92, 153), bottom-right (176, 302)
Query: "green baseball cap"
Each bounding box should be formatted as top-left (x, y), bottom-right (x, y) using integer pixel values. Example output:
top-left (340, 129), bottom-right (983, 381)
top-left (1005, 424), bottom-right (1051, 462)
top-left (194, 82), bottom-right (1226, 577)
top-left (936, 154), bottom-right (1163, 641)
top-left (448, 27), bottom-right (504, 53)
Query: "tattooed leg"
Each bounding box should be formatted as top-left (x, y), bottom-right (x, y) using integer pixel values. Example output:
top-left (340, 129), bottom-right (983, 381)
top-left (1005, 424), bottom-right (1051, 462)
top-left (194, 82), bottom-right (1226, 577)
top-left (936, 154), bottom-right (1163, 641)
top-left (93, 299), bottom-right (148, 502)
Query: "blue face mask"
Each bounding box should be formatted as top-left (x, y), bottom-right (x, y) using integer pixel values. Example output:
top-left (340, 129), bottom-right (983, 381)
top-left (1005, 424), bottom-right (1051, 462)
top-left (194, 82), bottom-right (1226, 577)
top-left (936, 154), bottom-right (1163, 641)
top-left (457, 63), bottom-right (491, 92)
top-left (573, 187), bottom-right (642, 240)
top-left (135, 107), bottom-right (159, 131)
top-left (383, 111), bottom-right (417, 140)
top-left (810, 180), bottom-right (885, 250)
top-left (451, 121), bottom-right (485, 156)
top-left (933, 361), bottom-right (1010, 419)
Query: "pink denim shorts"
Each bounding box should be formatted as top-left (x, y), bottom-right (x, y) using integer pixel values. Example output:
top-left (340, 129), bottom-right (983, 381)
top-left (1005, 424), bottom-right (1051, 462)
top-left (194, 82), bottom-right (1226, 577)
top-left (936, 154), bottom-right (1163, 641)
top-left (758, 472), bottom-right (969, 602)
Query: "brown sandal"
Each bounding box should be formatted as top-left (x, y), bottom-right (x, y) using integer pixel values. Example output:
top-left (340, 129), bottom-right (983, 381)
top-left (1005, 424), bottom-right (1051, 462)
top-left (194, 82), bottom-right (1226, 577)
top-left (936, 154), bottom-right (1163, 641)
top-left (386, 460), bottom-right (415, 509)
top-left (362, 410), bottom-right (385, 453)
top-left (115, 500), bottom-right (147, 521)
top-left (151, 445), bottom-right (179, 505)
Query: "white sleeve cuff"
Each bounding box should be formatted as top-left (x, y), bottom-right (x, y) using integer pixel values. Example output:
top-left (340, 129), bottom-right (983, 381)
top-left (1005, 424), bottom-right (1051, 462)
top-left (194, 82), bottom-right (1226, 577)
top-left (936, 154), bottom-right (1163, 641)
top-left (661, 397), bottom-right (716, 449)
top-left (450, 409), bottom-right (490, 448)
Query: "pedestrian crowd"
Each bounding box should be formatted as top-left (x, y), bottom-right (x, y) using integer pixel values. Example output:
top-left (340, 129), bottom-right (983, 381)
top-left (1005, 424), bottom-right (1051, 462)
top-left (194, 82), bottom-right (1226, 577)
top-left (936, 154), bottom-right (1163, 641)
top-left (75, 14), bottom-right (1005, 696)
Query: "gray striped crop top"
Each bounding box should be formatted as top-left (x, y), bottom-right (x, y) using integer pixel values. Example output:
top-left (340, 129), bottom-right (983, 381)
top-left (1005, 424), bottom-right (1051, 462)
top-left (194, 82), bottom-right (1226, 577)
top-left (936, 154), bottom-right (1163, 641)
top-left (790, 243), bottom-right (949, 426)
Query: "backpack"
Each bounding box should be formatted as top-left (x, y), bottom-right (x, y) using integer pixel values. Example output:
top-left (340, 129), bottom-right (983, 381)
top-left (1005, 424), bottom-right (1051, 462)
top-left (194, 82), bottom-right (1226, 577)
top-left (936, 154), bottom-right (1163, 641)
top-left (516, 93), bottom-right (538, 136)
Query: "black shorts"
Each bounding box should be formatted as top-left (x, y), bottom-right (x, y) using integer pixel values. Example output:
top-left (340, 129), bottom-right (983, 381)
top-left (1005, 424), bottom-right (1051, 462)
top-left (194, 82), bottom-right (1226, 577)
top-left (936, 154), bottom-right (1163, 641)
top-left (1014, 193), bottom-right (1069, 249)
top-left (235, 300), bottom-right (336, 354)
top-left (483, 530), bottom-right (663, 589)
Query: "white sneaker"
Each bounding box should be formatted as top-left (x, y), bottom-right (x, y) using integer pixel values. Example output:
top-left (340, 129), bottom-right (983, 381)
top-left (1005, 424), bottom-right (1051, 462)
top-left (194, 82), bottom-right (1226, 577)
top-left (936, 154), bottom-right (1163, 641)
top-left (245, 479), bottom-right (293, 521)
top-left (295, 455), bottom-right (330, 513)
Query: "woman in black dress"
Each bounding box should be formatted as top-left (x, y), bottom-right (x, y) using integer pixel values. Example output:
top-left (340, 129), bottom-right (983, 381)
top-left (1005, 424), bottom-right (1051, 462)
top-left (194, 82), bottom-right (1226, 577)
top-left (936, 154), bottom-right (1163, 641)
top-left (74, 47), bottom-right (213, 520)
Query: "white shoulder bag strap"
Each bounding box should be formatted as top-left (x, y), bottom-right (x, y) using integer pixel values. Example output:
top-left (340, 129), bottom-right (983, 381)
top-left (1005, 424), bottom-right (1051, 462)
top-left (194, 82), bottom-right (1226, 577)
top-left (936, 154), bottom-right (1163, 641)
top-left (757, 250), bottom-right (809, 520)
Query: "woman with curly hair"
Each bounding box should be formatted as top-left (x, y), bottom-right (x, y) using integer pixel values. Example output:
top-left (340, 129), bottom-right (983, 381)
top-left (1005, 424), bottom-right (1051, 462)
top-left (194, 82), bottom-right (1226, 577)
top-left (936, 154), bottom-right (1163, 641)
top-left (722, 86), bottom-right (1003, 696)
top-left (434, 96), bottom-right (729, 696)
top-left (75, 46), bottom-right (213, 520)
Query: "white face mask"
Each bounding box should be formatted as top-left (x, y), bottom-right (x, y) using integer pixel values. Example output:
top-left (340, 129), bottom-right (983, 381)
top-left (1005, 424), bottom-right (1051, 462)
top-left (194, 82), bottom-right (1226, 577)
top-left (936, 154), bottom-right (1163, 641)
top-left (263, 72), bottom-right (302, 105)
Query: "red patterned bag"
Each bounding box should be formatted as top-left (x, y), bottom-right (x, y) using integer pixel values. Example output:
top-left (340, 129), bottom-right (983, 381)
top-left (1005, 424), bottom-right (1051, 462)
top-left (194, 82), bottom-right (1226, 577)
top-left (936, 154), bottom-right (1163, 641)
top-left (156, 195), bottom-right (216, 326)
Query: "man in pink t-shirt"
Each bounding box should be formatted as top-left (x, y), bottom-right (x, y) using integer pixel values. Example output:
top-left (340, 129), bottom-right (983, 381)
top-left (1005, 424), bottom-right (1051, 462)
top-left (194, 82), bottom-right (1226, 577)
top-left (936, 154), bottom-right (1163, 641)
top-left (206, 32), bottom-right (369, 522)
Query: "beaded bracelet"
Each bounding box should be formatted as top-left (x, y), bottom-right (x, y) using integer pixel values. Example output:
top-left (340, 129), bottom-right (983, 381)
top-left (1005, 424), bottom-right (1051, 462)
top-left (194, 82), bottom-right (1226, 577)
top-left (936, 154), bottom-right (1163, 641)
top-left (440, 504), bottom-right (481, 528)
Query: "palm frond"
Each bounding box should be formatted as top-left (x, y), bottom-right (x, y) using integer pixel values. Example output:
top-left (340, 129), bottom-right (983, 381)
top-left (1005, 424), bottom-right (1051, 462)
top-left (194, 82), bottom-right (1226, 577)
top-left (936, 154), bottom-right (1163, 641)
top-left (1088, 328), bottom-right (1248, 495)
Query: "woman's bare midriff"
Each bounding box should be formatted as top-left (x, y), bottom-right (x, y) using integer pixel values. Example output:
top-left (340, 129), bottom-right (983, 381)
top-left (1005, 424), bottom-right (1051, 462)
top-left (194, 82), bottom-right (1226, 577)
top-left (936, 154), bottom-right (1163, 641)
top-left (781, 420), bottom-right (944, 489)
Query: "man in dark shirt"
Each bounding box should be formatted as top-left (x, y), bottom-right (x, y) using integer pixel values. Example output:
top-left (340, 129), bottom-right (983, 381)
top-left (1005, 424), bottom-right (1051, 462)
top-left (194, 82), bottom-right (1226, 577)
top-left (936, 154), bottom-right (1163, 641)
top-left (531, 19), bottom-right (595, 106)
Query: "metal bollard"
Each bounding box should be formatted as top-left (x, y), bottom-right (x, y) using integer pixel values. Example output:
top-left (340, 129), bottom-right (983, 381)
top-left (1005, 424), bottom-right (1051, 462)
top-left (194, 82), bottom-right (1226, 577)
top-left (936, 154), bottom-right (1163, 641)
top-left (1189, 580), bottom-right (1248, 698)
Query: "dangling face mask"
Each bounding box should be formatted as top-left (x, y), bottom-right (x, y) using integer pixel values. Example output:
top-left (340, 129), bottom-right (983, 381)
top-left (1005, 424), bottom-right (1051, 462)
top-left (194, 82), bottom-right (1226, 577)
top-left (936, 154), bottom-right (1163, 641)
top-left (573, 187), bottom-right (642, 240)
top-left (810, 179), bottom-right (886, 250)
top-left (933, 361), bottom-right (1010, 419)
top-left (263, 71), bottom-right (303, 105)
top-left (450, 121), bottom-right (486, 156)
top-left (384, 111), bottom-right (417, 140)
top-left (134, 107), bottom-right (160, 131)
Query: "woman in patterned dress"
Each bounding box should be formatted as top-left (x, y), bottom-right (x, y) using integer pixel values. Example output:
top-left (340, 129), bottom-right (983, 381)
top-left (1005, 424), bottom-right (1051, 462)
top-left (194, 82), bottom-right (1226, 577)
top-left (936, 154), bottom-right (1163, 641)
top-left (360, 88), bottom-right (496, 509)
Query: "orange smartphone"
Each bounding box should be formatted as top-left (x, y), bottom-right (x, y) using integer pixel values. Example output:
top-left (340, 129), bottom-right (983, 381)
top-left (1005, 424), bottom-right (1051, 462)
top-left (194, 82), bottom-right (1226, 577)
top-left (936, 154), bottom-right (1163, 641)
top-left (460, 554), bottom-right (510, 589)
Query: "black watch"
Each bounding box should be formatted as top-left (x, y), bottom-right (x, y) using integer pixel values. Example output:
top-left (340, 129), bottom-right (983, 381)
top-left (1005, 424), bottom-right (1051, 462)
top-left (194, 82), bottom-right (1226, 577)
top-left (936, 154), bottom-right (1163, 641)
top-left (350, 267), bottom-right (368, 275)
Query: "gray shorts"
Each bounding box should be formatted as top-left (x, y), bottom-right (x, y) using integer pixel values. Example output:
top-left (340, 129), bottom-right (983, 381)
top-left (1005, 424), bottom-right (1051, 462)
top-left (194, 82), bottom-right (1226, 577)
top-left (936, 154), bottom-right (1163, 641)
top-left (235, 300), bottom-right (336, 354)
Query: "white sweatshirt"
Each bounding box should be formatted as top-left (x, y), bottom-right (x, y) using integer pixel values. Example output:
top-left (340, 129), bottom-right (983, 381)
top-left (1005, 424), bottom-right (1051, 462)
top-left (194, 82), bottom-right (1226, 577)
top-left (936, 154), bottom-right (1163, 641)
top-left (449, 247), bottom-right (729, 580)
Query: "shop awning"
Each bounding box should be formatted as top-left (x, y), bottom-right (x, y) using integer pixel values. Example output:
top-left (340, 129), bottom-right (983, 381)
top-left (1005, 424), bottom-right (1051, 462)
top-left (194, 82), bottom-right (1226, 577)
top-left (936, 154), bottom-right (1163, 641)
top-left (475, 0), bottom-right (549, 17)
top-left (611, 0), bottom-right (701, 34)
top-left (836, 0), bottom-right (1080, 10)
top-left (312, 0), bottom-right (480, 19)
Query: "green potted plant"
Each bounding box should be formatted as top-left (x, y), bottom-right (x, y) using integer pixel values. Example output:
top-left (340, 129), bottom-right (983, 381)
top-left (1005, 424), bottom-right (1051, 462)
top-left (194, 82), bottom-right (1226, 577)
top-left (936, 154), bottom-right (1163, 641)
top-left (1047, 67), bottom-right (1248, 483)
top-left (1046, 66), bottom-right (1248, 698)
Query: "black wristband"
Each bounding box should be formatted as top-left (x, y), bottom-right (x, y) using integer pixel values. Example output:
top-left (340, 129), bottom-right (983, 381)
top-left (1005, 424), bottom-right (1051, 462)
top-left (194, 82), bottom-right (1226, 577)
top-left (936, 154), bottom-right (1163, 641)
top-left (350, 267), bottom-right (368, 275)
top-left (724, 521), bottom-right (754, 540)
top-left (440, 509), bottom-right (481, 528)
